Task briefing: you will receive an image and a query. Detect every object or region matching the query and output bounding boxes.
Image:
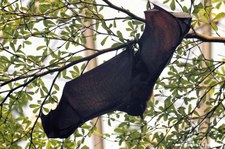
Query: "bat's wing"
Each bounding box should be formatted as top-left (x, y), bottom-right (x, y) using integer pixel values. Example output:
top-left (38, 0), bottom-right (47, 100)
top-left (119, 6), bottom-right (192, 117)
top-left (41, 48), bottom-right (134, 138)
top-left (41, 5), bottom-right (192, 139)
top-left (139, 5), bottom-right (191, 82)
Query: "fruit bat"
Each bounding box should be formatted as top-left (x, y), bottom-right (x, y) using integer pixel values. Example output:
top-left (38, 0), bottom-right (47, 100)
top-left (41, 5), bottom-right (191, 138)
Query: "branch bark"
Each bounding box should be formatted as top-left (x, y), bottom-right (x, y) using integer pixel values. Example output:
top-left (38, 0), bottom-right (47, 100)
top-left (102, 0), bottom-right (145, 22)
top-left (102, 0), bottom-right (225, 43)
top-left (0, 40), bottom-right (137, 87)
top-left (2, 30), bottom-right (225, 89)
top-left (185, 32), bottom-right (225, 43)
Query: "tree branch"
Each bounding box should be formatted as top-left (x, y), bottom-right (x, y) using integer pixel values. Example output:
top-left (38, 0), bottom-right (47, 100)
top-left (0, 40), bottom-right (137, 87)
top-left (102, 0), bottom-right (145, 22)
top-left (29, 72), bottom-right (60, 148)
top-left (1, 31), bottom-right (225, 89)
top-left (102, 0), bottom-right (225, 43)
top-left (185, 32), bottom-right (225, 43)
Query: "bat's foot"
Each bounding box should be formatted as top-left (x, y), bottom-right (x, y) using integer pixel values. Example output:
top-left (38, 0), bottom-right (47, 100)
top-left (140, 114), bottom-right (144, 120)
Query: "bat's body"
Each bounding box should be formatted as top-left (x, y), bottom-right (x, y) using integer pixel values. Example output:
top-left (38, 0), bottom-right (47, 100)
top-left (41, 5), bottom-right (191, 138)
top-left (41, 48), bottom-right (135, 138)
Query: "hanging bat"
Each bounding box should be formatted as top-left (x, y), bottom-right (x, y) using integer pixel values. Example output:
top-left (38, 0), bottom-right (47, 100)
top-left (41, 5), bottom-right (191, 138)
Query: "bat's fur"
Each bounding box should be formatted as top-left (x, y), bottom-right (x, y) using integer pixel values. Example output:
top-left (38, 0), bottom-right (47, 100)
top-left (41, 5), bottom-right (191, 138)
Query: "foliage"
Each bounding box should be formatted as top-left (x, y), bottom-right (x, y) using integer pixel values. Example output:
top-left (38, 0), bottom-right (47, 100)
top-left (0, 0), bottom-right (225, 148)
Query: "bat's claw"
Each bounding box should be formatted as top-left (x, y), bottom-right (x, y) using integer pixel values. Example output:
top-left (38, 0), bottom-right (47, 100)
top-left (140, 114), bottom-right (144, 120)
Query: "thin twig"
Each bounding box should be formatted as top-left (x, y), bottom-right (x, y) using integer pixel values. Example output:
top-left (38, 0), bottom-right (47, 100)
top-left (0, 40), bottom-right (137, 87)
top-left (29, 71), bottom-right (60, 149)
top-left (102, 0), bottom-right (145, 22)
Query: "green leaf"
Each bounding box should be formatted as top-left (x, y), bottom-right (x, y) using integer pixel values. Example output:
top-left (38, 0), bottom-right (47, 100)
top-left (54, 84), bottom-right (59, 91)
top-left (213, 12), bottom-right (225, 20)
top-left (128, 21), bottom-right (134, 30)
top-left (9, 42), bottom-right (15, 51)
top-left (170, 0), bottom-right (175, 10)
top-left (39, 3), bottom-right (50, 13)
top-left (29, 104), bottom-right (39, 108)
top-left (111, 42), bottom-right (122, 48)
top-left (24, 40), bottom-right (32, 45)
top-left (42, 86), bottom-right (48, 93)
top-left (178, 107), bottom-right (186, 115)
top-left (43, 19), bottom-right (56, 27)
top-left (36, 46), bottom-right (46, 51)
top-left (99, 6), bottom-right (104, 12)
top-left (101, 21), bottom-right (110, 34)
top-left (211, 22), bottom-right (218, 31)
top-left (43, 107), bottom-right (49, 113)
top-left (65, 42), bottom-right (70, 50)
top-left (113, 20), bottom-right (117, 27)
top-left (101, 36), bottom-right (108, 46)
top-left (116, 31), bottom-right (124, 42)
top-left (33, 108), bottom-right (39, 113)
